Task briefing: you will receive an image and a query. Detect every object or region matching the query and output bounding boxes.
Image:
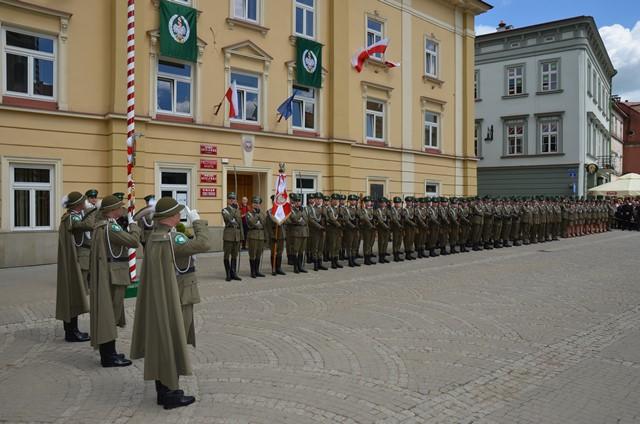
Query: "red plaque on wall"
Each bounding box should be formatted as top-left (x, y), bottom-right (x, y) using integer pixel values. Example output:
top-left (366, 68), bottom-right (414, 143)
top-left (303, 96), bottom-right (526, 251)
top-left (200, 159), bottom-right (217, 170)
top-left (200, 187), bottom-right (217, 198)
top-left (200, 173), bottom-right (217, 183)
top-left (200, 144), bottom-right (217, 155)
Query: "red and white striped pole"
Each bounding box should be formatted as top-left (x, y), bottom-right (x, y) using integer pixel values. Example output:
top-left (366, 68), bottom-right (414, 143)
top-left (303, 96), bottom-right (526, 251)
top-left (126, 0), bottom-right (137, 282)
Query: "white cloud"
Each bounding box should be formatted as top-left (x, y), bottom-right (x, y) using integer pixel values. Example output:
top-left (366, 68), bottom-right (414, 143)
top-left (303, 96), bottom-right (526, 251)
top-left (475, 25), bottom-right (496, 36)
top-left (599, 21), bottom-right (640, 101)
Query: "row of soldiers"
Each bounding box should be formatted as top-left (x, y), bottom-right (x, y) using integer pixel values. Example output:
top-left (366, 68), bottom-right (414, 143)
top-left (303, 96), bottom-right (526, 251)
top-left (221, 192), bottom-right (618, 277)
top-left (57, 189), bottom-right (208, 410)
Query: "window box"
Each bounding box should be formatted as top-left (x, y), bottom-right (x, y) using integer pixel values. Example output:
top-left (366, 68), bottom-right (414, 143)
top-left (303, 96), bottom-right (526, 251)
top-left (501, 93), bottom-right (529, 100)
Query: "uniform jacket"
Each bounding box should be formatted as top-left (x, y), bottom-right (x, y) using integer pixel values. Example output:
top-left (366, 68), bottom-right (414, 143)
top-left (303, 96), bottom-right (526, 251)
top-left (246, 209), bottom-right (266, 241)
top-left (222, 205), bottom-right (243, 242)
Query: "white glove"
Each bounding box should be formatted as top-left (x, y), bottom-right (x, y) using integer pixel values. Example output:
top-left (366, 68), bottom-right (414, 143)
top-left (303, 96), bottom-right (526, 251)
top-left (189, 208), bottom-right (201, 221)
top-left (127, 213), bottom-right (135, 225)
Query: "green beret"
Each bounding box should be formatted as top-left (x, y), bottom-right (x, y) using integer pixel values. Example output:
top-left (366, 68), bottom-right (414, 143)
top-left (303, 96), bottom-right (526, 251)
top-left (308, 193), bottom-right (316, 200)
top-left (363, 196), bottom-right (372, 202)
top-left (154, 197), bottom-right (185, 219)
top-left (331, 193), bottom-right (340, 200)
top-left (316, 192), bottom-right (324, 198)
top-left (340, 194), bottom-right (347, 201)
top-left (379, 197), bottom-right (389, 203)
top-left (347, 194), bottom-right (358, 201)
top-left (85, 189), bottom-right (98, 198)
top-left (393, 196), bottom-right (402, 203)
top-left (101, 195), bottom-right (123, 212)
top-left (227, 192), bottom-right (237, 200)
top-left (65, 191), bottom-right (86, 208)
top-left (323, 195), bottom-right (330, 201)
top-left (112, 192), bottom-right (125, 201)
top-left (404, 195), bottom-right (413, 202)
top-left (252, 196), bottom-right (262, 204)
top-left (418, 197), bottom-right (426, 204)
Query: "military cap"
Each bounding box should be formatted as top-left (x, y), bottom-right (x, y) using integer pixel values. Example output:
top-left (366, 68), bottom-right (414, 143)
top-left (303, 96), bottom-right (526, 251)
top-left (101, 194), bottom-right (124, 212)
top-left (85, 189), bottom-right (98, 198)
top-left (331, 193), bottom-right (341, 200)
top-left (316, 192), bottom-right (324, 198)
top-left (379, 197), bottom-right (389, 203)
top-left (340, 194), bottom-right (347, 201)
top-left (418, 197), bottom-right (426, 204)
top-left (144, 194), bottom-right (155, 203)
top-left (65, 191), bottom-right (86, 208)
top-left (227, 192), bottom-right (237, 200)
top-left (252, 196), bottom-right (262, 204)
top-left (308, 193), bottom-right (316, 200)
top-left (348, 194), bottom-right (359, 201)
top-left (323, 195), bottom-right (330, 201)
top-left (290, 193), bottom-right (300, 201)
top-left (363, 195), bottom-right (372, 202)
top-left (154, 197), bottom-right (185, 219)
top-left (405, 195), bottom-right (414, 202)
top-left (113, 192), bottom-right (125, 201)
top-left (393, 196), bottom-right (402, 203)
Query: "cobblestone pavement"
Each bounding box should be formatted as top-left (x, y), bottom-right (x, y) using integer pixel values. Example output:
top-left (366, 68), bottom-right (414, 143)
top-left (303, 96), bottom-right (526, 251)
top-left (1, 231), bottom-right (640, 423)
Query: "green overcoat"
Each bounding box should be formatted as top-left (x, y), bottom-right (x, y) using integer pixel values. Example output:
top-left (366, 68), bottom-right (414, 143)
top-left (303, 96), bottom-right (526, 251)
top-left (130, 224), bottom-right (192, 390)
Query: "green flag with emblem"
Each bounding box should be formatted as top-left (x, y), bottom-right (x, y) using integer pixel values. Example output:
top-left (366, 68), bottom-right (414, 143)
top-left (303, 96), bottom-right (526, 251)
top-left (296, 37), bottom-right (322, 88)
top-left (160, 0), bottom-right (197, 62)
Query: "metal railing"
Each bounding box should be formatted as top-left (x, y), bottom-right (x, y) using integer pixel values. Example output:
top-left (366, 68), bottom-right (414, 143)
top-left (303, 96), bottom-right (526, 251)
top-left (596, 155), bottom-right (621, 175)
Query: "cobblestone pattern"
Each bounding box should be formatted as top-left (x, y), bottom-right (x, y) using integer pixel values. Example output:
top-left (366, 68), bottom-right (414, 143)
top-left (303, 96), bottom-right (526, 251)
top-left (1, 231), bottom-right (639, 423)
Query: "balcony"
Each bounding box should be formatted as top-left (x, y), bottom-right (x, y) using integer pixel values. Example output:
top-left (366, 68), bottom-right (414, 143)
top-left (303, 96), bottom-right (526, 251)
top-left (596, 155), bottom-right (622, 175)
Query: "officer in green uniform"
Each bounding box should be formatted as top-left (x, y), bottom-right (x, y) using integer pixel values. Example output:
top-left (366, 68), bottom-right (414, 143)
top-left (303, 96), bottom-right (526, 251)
top-left (470, 197), bottom-right (484, 251)
top-left (425, 198), bottom-right (439, 256)
top-left (325, 193), bottom-right (343, 268)
top-left (414, 198), bottom-right (428, 257)
top-left (342, 194), bottom-right (360, 267)
top-left (482, 197), bottom-right (494, 249)
top-left (246, 196), bottom-right (266, 278)
top-left (358, 196), bottom-right (376, 265)
top-left (321, 195), bottom-right (331, 261)
top-left (222, 192), bottom-right (243, 281)
top-left (388, 196), bottom-right (404, 261)
top-left (511, 197), bottom-right (523, 246)
top-left (437, 197), bottom-right (450, 255)
top-left (401, 196), bottom-right (417, 260)
top-left (264, 195), bottom-right (287, 276)
top-left (288, 193), bottom-right (309, 273)
top-left (306, 193), bottom-right (327, 271)
top-left (375, 197), bottom-right (391, 263)
top-left (501, 198), bottom-right (514, 247)
top-left (521, 198), bottom-right (533, 244)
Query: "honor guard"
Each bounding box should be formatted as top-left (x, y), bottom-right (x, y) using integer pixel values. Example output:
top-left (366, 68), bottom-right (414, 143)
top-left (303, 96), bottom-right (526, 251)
top-left (222, 192), bottom-right (243, 282)
top-left (265, 195), bottom-right (287, 276)
top-left (246, 196), bottom-right (267, 278)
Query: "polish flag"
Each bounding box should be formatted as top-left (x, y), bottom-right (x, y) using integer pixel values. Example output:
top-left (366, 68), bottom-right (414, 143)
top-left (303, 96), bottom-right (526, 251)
top-left (384, 60), bottom-right (400, 69)
top-left (352, 38), bottom-right (395, 73)
top-left (225, 81), bottom-right (239, 118)
top-left (271, 172), bottom-right (292, 225)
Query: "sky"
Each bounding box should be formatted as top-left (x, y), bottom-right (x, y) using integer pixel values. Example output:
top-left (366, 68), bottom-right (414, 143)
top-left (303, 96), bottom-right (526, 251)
top-left (475, 0), bottom-right (640, 101)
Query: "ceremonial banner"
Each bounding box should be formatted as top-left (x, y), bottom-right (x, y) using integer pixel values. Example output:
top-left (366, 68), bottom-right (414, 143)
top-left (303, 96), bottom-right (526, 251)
top-left (160, 0), bottom-right (197, 62)
top-left (271, 172), bottom-right (292, 224)
top-left (296, 37), bottom-right (322, 88)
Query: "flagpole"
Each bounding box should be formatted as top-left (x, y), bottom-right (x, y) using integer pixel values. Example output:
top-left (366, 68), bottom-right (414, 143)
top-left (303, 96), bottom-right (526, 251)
top-left (126, 0), bottom-right (137, 282)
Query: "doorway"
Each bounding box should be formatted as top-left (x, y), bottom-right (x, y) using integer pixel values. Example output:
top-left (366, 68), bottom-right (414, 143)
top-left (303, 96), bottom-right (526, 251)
top-left (225, 170), bottom-right (268, 205)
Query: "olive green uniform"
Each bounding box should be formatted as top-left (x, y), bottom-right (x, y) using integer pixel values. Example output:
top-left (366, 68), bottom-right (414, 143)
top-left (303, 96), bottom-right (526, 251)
top-left (375, 207), bottom-right (390, 262)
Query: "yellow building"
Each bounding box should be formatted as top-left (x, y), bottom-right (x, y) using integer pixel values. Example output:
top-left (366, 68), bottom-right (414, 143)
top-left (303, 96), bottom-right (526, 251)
top-left (0, 0), bottom-right (491, 267)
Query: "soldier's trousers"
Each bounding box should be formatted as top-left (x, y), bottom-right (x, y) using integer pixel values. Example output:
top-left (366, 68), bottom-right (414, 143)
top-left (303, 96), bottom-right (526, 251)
top-left (392, 229), bottom-right (403, 253)
top-left (561, 220), bottom-right (569, 237)
top-left (460, 225), bottom-right (470, 246)
top-left (416, 228), bottom-right (427, 250)
top-left (343, 229), bottom-right (358, 256)
top-left (482, 219), bottom-right (493, 244)
top-left (291, 236), bottom-right (308, 256)
top-left (377, 229), bottom-right (390, 255)
top-left (449, 225), bottom-right (459, 246)
top-left (308, 231), bottom-right (322, 259)
top-left (531, 224), bottom-right (540, 241)
top-left (521, 223), bottom-right (531, 242)
top-left (248, 238), bottom-right (264, 260)
top-left (223, 240), bottom-right (240, 260)
top-left (427, 227), bottom-right (438, 249)
top-left (361, 229), bottom-right (374, 256)
top-left (493, 220), bottom-right (503, 242)
top-left (403, 227), bottom-right (415, 253)
top-left (472, 223), bottom-right (482, 244)
top-left (439, 227), bottom-right (449, 248)
top-left (337, 229), bottom-right (344, 254)
top-left (501, 220), bottom-right (512, 242)
top-left (327, 228), bottom-right (340, 257)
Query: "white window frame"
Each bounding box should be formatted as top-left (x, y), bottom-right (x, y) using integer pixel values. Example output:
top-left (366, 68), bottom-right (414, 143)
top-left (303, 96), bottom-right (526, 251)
top-left (506, 65), bottom-right (524, 96)
top-left (425, 181), bottom-right (440, 197)
top-left (230, 70), bottom-right (261, 124)
top-left (366, 16), bottom-right (384, 60)
top-left (2, 27), bottom-right (57, 100)
top-left (294, 0), bottom-right (316, 39)
top-left (233, 0), bottom-right (260, 23)
top-left (424, 38), bottom-right (439, 78)
top-left (540, 119), bottom-right (560, 154)
top-left (424, 111), bottom-right (440, 149)
top-left (156, 58), bottom-right (193, 116)
top-left (158, 166), bottom-right (193, 221)
top-left (293, 172), bottom-right (318, 206)
top-left (9, 163), bottom-right (55, 231)
top-left (292, 85), bottom-right (316, 131)
top-left (365, 98), bottom-right (385, 142)
top-left (505, 121), bottom-right (525, 156)
top-left (587, 61), bottom-right (592, 96)
top-left (540, 60), bottom-right (559, 92)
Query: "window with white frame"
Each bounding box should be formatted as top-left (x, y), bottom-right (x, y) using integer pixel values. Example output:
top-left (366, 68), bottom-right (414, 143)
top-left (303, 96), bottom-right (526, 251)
top-left (587, 121), bottom-right (593, 155)
top-left (369, 181), bottom-right (385, 202)
top-left (506, 65), bottom-right (524, 95)
top-left (425, 39), bottom-right (438, 78)
top-left (474, 70), bottom-right (479, 100)
top-left (540, 60), bottom-right (559, 91)
top-left (365, 99), bottom-right (385, 141)
top-left (160, 169), bottom-right (190, 221)
top-left (539, 118), bottom-right (560, 153)
top-left (157, 59), bottom-right (192, 115)
top-left (292, 85), bottom-right (316, 131)
top-left (505, 121), bottom-right (525, 155)
top-left (231, 71), bottom-right (259, 123)
top-left (295, 0), bottom-right (315, 39)
top-left (295, 174), bottom-right (317, 205)
top-left (592, 69), bottom-right (597, 98)
top-left (3, 28), bottom-right (55, 99)
top-left (587, 61), bottom-right (592, 96)
top-left (10, 164), bottom-right (54, 230)
top-left (425, 182), bottom-right (439, 197)
top-left (234, 0), bottom-right (259, 23)
top-left (424, 111), bottom-right (440, 149)
top-left (366, 17), bottom-right (384, 60)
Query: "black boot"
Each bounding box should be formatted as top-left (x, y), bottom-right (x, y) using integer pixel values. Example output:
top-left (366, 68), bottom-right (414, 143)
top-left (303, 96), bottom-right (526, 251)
top-left (379, 254), bottom-right (386, 264)
top-left (313, 257), bottom-right (319, 271)
top-left (64, 317), bottom-right (90, 342)
top-left (368, 254), bottom-right (376, 264)
top-left (156, 381), bottom-right (185, 405)
top-left (331, 258), bottom-right (338, 269)
top-left (297, 254), bottom-right (308, 273)
top-left (317, 258), bottom-right (328, 270)
top-left (255, 258), bottom-right (266, 277)
top-left (393, 252), bottom-right (400, 262)
top-left (306, 254), bottom-right (314, 264)
top-left (348, 256), bottom-right (355, 267)
top-left (430, 248), bottom-right (439, 257)
top-left (417, 250), bottom-right (424, 258)
top-left (364, 255), bottom-right (371, 265)
top-left (230, 259), bottom-right (242, 281)
top-left (353, 256), bottom-right (361, 267)
top-left (441, 247), bottom-right (450, 255)
top-left (335, 257), bottom-right (343, 268)
top-left (223, 259), bottom-right (232, 281)
top-left (100, 340), bottom-right (131, 367)
top-left (293, 256), bottom-right (300, 273)
top-left (288, 254), bottom-right (295, 266)
top-left (162, 389), bottom-right (196, 410)
top-left (250, 259), bottom-right (257, 278)
top-left (276, 256), bottom-right (286, 275)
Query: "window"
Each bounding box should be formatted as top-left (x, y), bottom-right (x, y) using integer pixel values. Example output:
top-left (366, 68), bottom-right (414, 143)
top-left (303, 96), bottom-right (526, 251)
top-left (10, 164), bottom-right (53, 230)
top-left (592, 69), bottom-right (597, 98)
top-left (157, 60), bottom-right (192, 115)
top-left (540, 60), bottom-right (559, 91)
top-left (3, 28), bottom-right (55, 99)
top-left (295, 0), bottom-right (315, 39)
top-left (505, 121), bottom-right (525, 155)
top-left (365, 99), bottom-right (385, 141)
top-left (425, 182), bottom-right (439, 197)
top-left (474, 121), bottom-right (481, 157)
top-left (366, 17), bottom-right (384, 60)
top-left (587, 61), bottom-right (592, 96)
top-left (506, 65), bottom-right (524, 95)
top-left (425, 39), bottom-right (438, 78)
top-left (160, 169), bottom-right (190, 221)
top-left (292, 85), bottom-right (316, 131)
top-left (474, 70), bottom-right (479, 100)
top-left (294, 174), bottom-right (317, 205)
top-left (231, 71), bottom-right (259, 123)
top-left (591, 123), bottom-right (597, 156)
top-left (234, 0), bottom-right (259, 22)
top-left (597, 78), bottom-right (601, 107)
top-left (587, 122), bottom-right (592, 155)
top-left (540, 119), bottom-right (559, 153)
top-left (424, 111), bottom-right (440, 149)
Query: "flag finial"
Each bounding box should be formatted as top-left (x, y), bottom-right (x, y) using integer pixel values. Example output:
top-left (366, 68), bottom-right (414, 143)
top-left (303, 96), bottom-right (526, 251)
top-left (279, 162), bottom-right (286, 173)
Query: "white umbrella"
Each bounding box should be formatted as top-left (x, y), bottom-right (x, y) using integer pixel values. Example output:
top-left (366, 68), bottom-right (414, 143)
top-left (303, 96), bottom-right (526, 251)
top-left (588, 173), bottom-right (640, 197)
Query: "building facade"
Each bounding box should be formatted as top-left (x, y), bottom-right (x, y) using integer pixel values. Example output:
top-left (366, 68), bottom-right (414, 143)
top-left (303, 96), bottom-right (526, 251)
top-left (619, 101), bottom-right (640, 174)
top-left (610, 99), bottom-right (626, 180)
top-left (474, 16), bottom-right (616, 198)
top-left (0, 0), bottom-right (490, 267)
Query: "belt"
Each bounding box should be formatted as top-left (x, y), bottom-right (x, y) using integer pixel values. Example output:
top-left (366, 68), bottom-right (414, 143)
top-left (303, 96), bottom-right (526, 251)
top-left (107, 257), bottom-right (129, 263)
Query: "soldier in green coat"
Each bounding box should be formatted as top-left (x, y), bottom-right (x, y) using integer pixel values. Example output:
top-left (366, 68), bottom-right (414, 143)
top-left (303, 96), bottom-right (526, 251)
top-left (470, 198), bottom-right (484, 251)
top-left (130, 197), bottom-right (196, 410)
top-left (426, 198), bottom-right (440, 256)
top-left (265, 196), bottom-right (287, 276)
top-left (521, 199), bottom-right (533, 244)
top-left (437, 198), bottom-right (450, 255)
top-left (401, 196), bottom-right (417, 260)
top-left (56, 191), bottom-right (91, 343)
top-left (414, 198), bottom-right (428, 257)
top-left (482, 197), bottom-right (494, 249)
top-left (492, 198), bottom-right (504, 248)
top-left (388, 197), bottom-right (404, 261)
top-left (375, 197), bottom-right (391, 263)
top-left (447, 198), bottom-right (460, 254)
top-left (501, 198), bottom-right (514, 247)
top-left (342, 194), bottom-right (361, 267)
top-left (246, 196), bottom-right (267, 278)
top-left (358, 196), bottom-right (376, 265)
top-left (288, 193), bottom-right (309, 273)
top-left (90, 195), bottom-right (140, 367)
top-left (77, 189), bottom-right (99, 287)
top-left (305, 193), bottom-right (327, 271)
top-left (222, 192), bottom-right (243, 281)
top-left (325, 193), bottom-right (343, 269)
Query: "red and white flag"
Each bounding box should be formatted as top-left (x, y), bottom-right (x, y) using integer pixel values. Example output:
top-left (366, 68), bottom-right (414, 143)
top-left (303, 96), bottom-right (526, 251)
top-left (352, 38), bottom-right (399, 73)
top-left (225, 81), bottom-right (239, 118)
top-left (271, 172), bottom-right (292, 224)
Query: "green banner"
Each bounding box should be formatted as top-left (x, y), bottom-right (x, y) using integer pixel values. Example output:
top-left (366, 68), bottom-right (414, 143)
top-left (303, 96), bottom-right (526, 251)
top-left (296, 37), bottom-right (322, 88)
top-left (160, 0), bottom-right (197, 62)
